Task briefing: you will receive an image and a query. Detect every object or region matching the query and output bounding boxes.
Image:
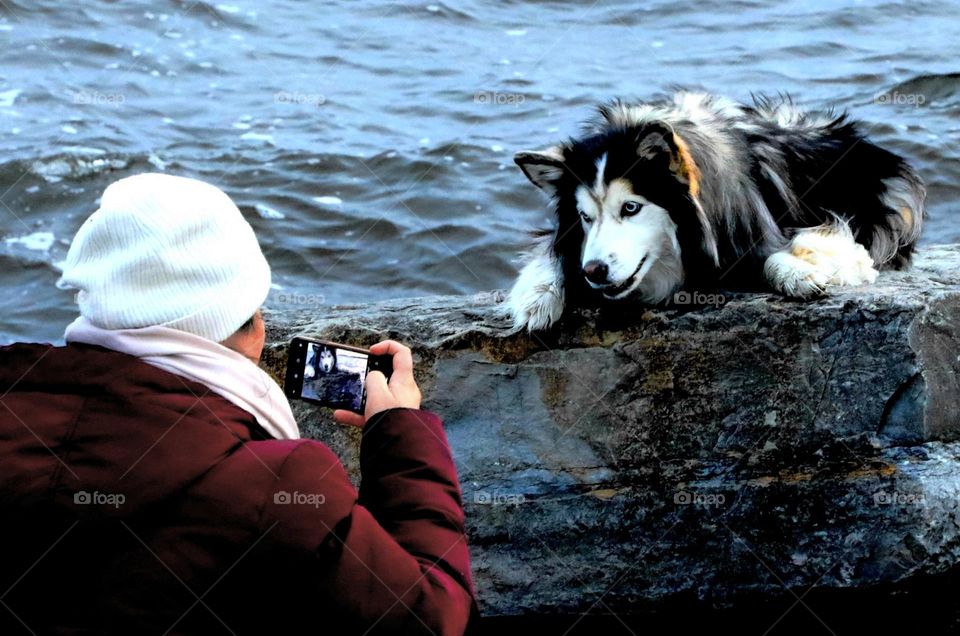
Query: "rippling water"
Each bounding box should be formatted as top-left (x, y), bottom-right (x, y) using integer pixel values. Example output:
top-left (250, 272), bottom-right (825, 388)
top-left (1, 0), bottom-right (958, 344)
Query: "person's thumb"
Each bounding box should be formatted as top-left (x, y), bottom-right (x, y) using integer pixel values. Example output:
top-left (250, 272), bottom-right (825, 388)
top-left (364, 370), bottom-right (394, 416)
top-left (367, 370), bottom-right (388, 392)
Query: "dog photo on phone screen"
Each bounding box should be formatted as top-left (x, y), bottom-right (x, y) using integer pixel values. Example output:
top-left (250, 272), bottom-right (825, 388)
top-left (302, 343), bottom-right (367, 411)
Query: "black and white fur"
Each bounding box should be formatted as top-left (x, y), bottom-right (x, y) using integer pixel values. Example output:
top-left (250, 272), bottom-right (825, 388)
top-left (507, 91), bottom-right (925, 331)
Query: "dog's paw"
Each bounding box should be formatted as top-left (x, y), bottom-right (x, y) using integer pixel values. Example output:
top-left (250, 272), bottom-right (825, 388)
top-left (507, 283), bottom-right (564, 332)
top-left (506, 250), bottom-right (565, 332)
top-left (765, 252), bottom-right (831, 298)
top-left (765, 237), bottom-right (879, 299)
top-left (766, 226), bottom-right (881, 298)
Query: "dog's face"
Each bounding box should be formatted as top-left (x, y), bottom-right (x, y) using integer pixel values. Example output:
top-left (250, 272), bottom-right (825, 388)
top-left (319, 348), bottom-right (336, 373)
top-left (574, 169), bottom-right (679, 300)
top-left (516, 122), bottom-right (709, 303)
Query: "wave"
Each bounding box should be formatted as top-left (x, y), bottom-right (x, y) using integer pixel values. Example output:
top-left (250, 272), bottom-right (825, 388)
top-left (0, 148), bottom-right (171, 184)
top-left (417, 1), bottom-right (476, 22)
top-left (879, 73), bottom-right (960, 107)
top-left (169, 0), bottom-right (259, 30)
top-left (0, 0), bottom-right (31, 15)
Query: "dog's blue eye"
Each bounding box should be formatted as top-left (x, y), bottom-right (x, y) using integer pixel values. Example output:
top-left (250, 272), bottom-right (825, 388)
top-left (621, 201), bottom-right (643, 217)
top-left (579, 210), bottom-right (593, 224)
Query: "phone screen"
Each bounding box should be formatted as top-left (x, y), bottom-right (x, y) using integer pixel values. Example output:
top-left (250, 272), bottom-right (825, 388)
top-left (285, 338), bottom-right (392, 412)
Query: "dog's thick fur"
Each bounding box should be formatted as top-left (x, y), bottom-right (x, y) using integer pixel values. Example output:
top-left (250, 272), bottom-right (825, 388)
top-left (507, 91), bottom-right (926, 331)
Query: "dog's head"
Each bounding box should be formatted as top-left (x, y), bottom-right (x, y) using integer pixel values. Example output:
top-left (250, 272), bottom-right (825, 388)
top-left (318, 347), bottom-right (336, 373)
top-left (515, 119), bottom-right (718, 303)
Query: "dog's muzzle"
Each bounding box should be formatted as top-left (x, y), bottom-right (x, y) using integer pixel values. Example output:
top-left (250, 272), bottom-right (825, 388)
top-left (592, 256), bottom-right (647, 298)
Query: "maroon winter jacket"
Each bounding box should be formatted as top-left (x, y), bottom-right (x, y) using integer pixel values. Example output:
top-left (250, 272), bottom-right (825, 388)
top-left (0, 342), bottom-right (475, 635)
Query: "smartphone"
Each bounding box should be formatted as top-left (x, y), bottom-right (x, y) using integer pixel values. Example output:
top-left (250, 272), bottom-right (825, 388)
top-left (284, 337), bottom-right (393, 413)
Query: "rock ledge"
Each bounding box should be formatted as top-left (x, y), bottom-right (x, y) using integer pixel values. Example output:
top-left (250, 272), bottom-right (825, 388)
top-left (262, 244), bottom-right (960, 618)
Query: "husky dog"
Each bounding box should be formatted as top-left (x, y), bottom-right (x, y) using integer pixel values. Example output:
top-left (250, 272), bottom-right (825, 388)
top-left (305, 345), bottom-right (337, 378)
top-left (317, 346), bottom-right (337, 374)
top-left (507, 91), bottom-right (925, 332)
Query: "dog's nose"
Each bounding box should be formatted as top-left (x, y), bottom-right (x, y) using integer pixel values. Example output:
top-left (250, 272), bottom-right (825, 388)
top-left (582, 260), bottom-right (609, 285)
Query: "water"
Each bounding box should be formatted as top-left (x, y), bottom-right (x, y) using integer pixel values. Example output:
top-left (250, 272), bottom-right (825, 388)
top-left (1, 0), bottom-right (958, 344)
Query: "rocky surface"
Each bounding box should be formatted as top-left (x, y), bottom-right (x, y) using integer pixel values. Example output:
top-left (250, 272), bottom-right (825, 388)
top-left (261, 244), bottom-right (960, 623)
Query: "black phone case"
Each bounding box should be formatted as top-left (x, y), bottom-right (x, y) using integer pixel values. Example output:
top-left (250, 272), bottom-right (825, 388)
top-left (284, 337), bottom-right (393, 412)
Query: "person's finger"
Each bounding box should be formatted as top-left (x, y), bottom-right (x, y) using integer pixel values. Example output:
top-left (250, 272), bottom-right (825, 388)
top-left (371, 342), bottom-right (413, 390)
top-left (333, 409), bottom-right (365, 428)
top-left (369, 339), bottom-right (405, 355)
top-left (370, 340), bottom-right (414, 375)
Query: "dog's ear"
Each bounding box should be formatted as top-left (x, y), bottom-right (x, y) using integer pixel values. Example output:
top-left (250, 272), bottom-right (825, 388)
top-left (636, 123), bottom-right (701, 199)
top-left (637, 123), bottom-right (717, 265)
top-left (514, 146), bottom-right (566, 195)
top-left (636, 123), bottom-right (676, 160)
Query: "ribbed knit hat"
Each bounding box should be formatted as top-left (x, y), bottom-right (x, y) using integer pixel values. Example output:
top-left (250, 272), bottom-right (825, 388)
top-left (57, 173), bottom-right (271, 343)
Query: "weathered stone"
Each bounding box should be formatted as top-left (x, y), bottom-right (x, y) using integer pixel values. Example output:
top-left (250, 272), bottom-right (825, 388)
top-left (261, 244), bottom-right (960, 622)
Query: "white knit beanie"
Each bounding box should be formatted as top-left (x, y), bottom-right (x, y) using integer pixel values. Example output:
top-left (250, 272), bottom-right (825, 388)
top-left (57, 173), bottom-right (271, 343)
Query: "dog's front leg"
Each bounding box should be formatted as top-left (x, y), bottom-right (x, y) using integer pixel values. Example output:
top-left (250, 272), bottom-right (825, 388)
top-left (506, 237), bottom-right (565, 332)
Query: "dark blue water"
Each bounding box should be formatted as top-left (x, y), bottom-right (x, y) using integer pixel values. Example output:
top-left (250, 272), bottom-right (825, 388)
top-left (1, 0), bottom-right (958, 343)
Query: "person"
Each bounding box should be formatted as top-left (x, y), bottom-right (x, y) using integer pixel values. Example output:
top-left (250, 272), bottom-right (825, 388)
top-left (0, 174), bottom-right (475, 635)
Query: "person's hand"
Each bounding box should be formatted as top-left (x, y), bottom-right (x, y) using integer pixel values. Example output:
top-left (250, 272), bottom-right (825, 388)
top-left (333, 340), bottom-right (422, 427)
